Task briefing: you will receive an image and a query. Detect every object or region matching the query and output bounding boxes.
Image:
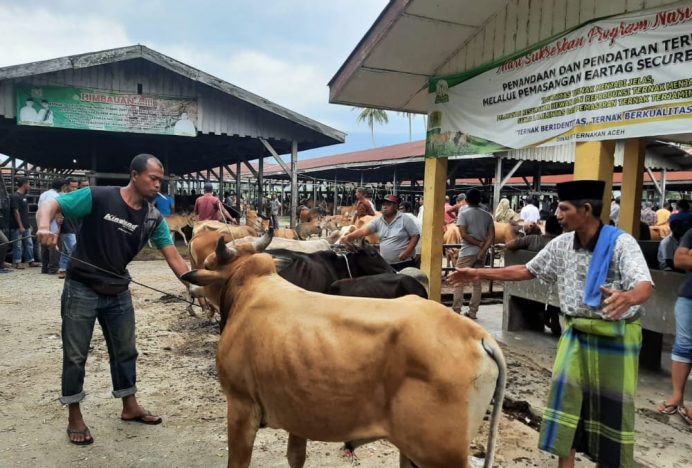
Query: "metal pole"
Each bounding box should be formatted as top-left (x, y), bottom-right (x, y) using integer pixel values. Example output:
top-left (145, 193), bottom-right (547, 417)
top-left (290, 141), bottom-right (298, 228)
top-left (235, 162), bottom-right (241, 211)
top-left (661, 168), bottom-right (667, 206)
top-left (393, 168), bottom-right (398, 196)
top-left (258, 156), bottom-right (264, 213)
top-left (219, 165), bottom-right (224, 200)
top-left (333, 172), bottom-right (338, 215)
top-left (493, 156), bottom-right (502, 212)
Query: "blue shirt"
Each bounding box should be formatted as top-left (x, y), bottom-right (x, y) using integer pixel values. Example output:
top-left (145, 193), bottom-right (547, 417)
top-left (154, 194), bottom-right (174, 216)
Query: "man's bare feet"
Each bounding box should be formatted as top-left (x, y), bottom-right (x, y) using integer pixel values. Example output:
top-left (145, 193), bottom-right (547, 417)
top-left (67, 403), bottom-right (94, 445)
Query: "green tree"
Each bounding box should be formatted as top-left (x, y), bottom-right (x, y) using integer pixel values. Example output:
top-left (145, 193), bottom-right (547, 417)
top-left (397, 112), bottom-right (414, 141)
top-left (354, 107), bottom-right (389, 147)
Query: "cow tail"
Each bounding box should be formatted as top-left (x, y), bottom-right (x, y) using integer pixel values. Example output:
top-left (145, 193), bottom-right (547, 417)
top-left (481, 337), bottom-right (506, 468)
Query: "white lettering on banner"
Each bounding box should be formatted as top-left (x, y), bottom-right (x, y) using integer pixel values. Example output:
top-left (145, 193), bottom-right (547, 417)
top-left (103, 213), bottom-right (138, 233)
top-left (426, 5), bottom-right (692, 155)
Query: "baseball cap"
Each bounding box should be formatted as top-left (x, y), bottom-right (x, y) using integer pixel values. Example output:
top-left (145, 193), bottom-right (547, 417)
top-left (383, 194), bottom-right (400, 204)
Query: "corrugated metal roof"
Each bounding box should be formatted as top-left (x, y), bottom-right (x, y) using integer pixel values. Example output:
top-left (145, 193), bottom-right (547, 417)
top-left (0, 45), bottom-right (345, 145)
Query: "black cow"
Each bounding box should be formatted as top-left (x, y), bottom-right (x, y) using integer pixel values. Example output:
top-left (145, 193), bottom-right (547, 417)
top-left (269, 244), bottom-right (394, 293)
top-left (329, 273), bottom-right (428, 299)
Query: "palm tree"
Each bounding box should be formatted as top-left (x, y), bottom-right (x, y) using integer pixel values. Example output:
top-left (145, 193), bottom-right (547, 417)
top-left (397, 112), bottom-right (414, 141)
top-left (354, 107), bottom-right (389, 147)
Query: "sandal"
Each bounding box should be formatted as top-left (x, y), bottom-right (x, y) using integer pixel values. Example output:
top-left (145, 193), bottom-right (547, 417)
top-left (66, 427), bottom-right (94, 445)
top-left (678, 406), bottom-right (692, 425)
top-left (656, 401), bottom-right (679, 415)
top-left (121, 410), bottom-right (162, 425)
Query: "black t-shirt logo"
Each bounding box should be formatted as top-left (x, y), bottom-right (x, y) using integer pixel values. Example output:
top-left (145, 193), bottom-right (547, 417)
top-left (103, 213), bottom-right (139, 235)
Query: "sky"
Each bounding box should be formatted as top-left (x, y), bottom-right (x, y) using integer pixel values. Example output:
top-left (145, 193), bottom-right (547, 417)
top-left (0, 0), bottom-right (427, 160)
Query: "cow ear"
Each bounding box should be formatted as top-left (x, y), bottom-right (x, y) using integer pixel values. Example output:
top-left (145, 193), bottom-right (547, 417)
top-left (181, 269), bottom-right (225, 286)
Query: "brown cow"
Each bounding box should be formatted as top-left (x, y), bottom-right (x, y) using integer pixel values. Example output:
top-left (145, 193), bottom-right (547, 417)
top-left (493, 221), bottom-right (523, 244)
top-left (354, 214), bottom-right (381, 244)
top-left (165, 214), bottom-right (195, 246)
top-left (192, 220), bottom-right (260, 239)
top-left (650, 224), bottom-right (671, 241)
top-left (295, 220), bottom-right (321, 240)
top-left (274, 227), bottom-right (298, 239)
top-left (183, 231), bottom-right (506, 468)
top-left (443, 223), bottom-right (461, 269)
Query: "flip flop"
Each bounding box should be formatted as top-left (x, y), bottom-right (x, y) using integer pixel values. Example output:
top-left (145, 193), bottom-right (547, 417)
top-left (656, 401), bottom-right (679, 415)
top-left (66, 427), bottom-right (94, 445)
top-left (678, 406), bottom-right (692, 425)
top-left (121, 410), bottom-right (162, 425)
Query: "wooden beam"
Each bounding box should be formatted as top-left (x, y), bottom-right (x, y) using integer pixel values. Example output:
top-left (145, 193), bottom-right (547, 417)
top-left (241, 158), bottom-right (258, 178)
top-left (224, 165), bottom-right (236, 179)
top-left (260, 138), bottom-right (291, 175)
top-left (574, 140), bottom-right (615, 225)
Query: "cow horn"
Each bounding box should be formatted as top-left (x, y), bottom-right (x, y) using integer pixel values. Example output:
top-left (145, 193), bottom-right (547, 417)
top-left (216, 236), bottom-right (236, 264)
top-left (253, 227), bottom-right (274, 253)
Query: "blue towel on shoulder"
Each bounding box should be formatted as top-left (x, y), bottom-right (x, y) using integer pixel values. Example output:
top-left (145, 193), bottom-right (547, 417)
top-left (583, 225), bottom-right (624, 308)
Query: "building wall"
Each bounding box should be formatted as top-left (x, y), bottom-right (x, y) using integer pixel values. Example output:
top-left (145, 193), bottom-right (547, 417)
top-left (437, 0), bottom-right (680, 76)
top-left (0, 59), bottom-right (312, 143)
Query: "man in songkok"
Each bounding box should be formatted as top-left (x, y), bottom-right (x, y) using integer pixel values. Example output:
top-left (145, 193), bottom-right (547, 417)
top-left (449, 180), bottom-right (653, 468)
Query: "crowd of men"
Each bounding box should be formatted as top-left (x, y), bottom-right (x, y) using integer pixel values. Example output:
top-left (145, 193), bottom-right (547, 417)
top-left (2, 176), bottom-right (89, 275)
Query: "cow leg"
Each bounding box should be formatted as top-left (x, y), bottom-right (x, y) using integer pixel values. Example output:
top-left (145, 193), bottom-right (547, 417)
top-left (226, 398), bottom-right (259, 468)
top-left (179, 229), bottom-right (188, 246)
top-left (286, 433), bottom-right (307, 468)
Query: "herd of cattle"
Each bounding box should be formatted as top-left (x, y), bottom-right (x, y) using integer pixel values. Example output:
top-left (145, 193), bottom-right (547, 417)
top-left (153, 208), bottom-right (507, 467)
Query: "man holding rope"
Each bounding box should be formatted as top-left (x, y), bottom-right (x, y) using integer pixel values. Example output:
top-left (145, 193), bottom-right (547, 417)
top-left (449, 180), bottom-right (653, 468)
top-left (36, 154), bottom-right (191, 445)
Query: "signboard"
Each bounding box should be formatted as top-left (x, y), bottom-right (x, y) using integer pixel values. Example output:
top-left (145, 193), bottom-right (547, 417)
top-left (426, 4), bottom-right (692, 157)
top-left (16, 85), bottom-right (198, 137)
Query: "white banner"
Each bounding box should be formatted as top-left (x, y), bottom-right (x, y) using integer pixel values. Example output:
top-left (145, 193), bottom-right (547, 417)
top-left (426, 4), bottom-right (692, 156)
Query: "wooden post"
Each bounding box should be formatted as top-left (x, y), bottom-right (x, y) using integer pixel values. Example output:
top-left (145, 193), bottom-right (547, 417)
top-left (619, 139), bottom-right (645, 238)
top-left (420, 157), bottom-right (448, 303)
top-left (574, 141), bottom-right (615, 225)
top-left (290, 141), bottom-right (298, 228)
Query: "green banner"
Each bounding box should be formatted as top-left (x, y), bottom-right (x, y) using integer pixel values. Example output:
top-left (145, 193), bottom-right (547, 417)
top-left (16, 85), bottom-right (198, 137)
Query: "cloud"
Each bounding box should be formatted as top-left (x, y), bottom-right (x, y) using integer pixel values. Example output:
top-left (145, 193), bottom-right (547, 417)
top-left (151, 44), bottom-right (329, 117)
top-left (0, 5), bottom-right (130, 67)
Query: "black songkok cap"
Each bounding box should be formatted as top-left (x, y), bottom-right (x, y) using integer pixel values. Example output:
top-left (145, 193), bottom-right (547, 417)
top-left (556, 180), bottom-right (605, 202)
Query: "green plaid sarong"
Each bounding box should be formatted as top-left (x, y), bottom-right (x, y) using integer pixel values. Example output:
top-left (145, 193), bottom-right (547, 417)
top-left (539, 317), bottom-right (642, 467)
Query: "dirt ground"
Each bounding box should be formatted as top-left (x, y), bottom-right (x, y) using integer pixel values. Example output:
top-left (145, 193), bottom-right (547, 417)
top-left (1, 260), bottom-right (690, 467)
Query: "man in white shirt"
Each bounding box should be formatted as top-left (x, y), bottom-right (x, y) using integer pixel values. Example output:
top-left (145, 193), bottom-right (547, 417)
top-left (520, 198), bottom-right (541, 224)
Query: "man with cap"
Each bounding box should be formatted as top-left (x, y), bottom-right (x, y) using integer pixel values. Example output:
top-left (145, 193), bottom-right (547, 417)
top-left (448, 180), bottom-right (653, 468)
top-left (342, 194), bottom-right (420, 271)
top-left (194, 183), bottom-right (234, 222)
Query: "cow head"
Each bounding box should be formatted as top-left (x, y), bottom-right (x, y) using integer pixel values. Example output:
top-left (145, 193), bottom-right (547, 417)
top-left (346, 243), bottom-right (395, 276)
top-left (183, 229), bottom-right (274, 292)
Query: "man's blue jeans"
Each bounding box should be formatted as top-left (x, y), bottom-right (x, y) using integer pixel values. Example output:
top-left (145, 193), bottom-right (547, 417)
top-left (10, 227), bottom-right (34, 263)
top-left (60, 279), bottom-right (138, 404)
top-left (59, 233), bottom-right (77, 272)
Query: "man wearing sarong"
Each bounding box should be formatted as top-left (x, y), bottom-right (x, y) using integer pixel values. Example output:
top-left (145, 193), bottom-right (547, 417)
top-left (449, 180), bottom-right (653, 468)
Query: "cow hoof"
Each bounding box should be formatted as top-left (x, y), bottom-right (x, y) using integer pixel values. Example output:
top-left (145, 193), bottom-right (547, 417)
top-left (187, 304), bottom-right (197, 317)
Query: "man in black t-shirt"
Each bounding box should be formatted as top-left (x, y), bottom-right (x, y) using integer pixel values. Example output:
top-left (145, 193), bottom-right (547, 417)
top-left (10, 177), bottom-right (40, 269)
top-left (37, 154), bottom-right (191, 445)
